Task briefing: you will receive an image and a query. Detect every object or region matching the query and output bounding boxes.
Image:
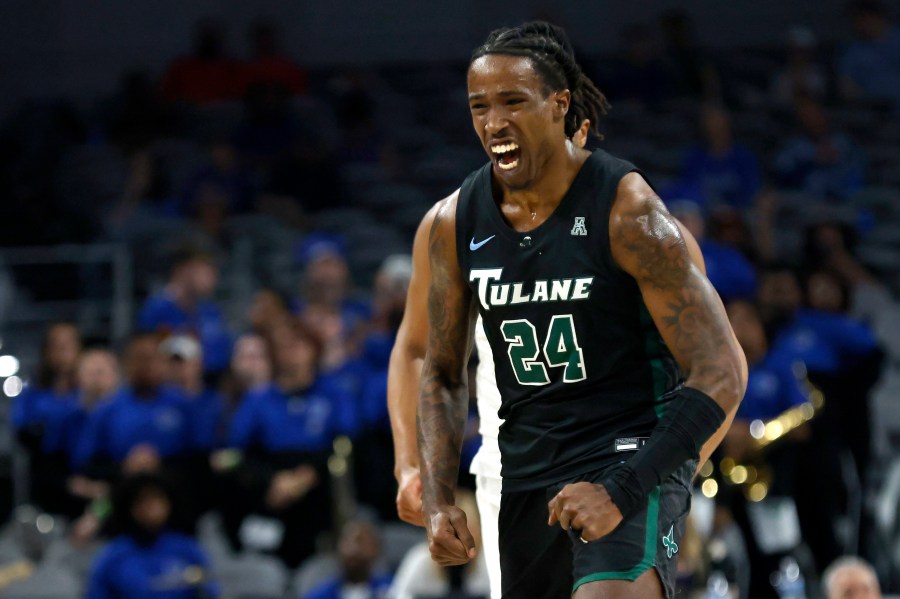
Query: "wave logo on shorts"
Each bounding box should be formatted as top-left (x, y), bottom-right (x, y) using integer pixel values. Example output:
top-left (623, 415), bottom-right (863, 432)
top-left (662, 525), bottom-right (678, 559)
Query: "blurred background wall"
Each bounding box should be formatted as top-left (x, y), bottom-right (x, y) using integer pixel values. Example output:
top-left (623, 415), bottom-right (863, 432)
top-left (1, 0), bottom-right (847, 116)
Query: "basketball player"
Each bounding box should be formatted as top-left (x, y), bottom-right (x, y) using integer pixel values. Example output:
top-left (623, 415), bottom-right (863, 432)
top-left (388, 121), bottom-right (710, 598)
top-left (417, 22), bottom-right (747, 599)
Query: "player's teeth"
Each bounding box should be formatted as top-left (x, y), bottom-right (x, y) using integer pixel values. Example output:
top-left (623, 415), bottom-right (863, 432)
top-left (491, 142), bottom-right (519, 154)
top-left (498, 158), bottom-right (519, 170)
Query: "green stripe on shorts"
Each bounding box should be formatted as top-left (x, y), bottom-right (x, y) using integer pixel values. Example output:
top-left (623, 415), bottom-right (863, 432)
top-left (571, 487), bottom-right (660, 593)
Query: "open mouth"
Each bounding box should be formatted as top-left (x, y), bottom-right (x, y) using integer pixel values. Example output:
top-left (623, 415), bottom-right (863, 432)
top-left (491, 141), bottom-right (521, 171)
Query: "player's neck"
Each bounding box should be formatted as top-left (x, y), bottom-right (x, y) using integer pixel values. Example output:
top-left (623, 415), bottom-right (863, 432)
top-left (501, 144), bottom-right (588, 214)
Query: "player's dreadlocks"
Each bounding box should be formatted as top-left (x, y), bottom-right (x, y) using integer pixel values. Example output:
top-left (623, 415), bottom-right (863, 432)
top-left (471, 21), bottom-right (611, 139)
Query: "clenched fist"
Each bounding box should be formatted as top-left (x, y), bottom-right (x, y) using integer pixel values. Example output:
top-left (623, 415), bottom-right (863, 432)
top-left (395, 465), bottom-right (425, 526)
top-left (547, 482), bottom-right (623, 542)
top-left (425, 504), bottom-right (477, 566)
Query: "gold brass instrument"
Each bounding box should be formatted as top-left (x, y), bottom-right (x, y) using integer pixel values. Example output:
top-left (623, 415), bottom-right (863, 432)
top-left (697, 363), bottom-right (824, 503)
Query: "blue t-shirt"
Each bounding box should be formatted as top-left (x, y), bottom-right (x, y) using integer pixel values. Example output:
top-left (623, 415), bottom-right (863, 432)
top-left (12, 386), bottom-right (74, 434)
top-left (73, 386), bottom-right (192, 469)
top-left (737, 353), bottom-right (811, 422)
top-left (681, 144), bottom-right (761, 209)
top-left (185, 388), bottom-right (227, 452)
top-left (14, 388), bottom-right (115, 466)
top-left (137, 293), bottom-right (233, 372)
top-left (321, 359), bottom-right (369, 406)
top-left (839, 27), bottom-right (900, 107)
top-left (774, 133), bottom-right (864, 199)
top-left (358, 369), bottom-right (389, 433)
top-left (87, 532), bottom-right (219, 599)
top-left (701, 240), bottom-right (758, 302)
top-left (42, 394), bottom-right (98, 459)
top-left (13, 385), bottom-right (76, 441)
top-left (333, 331), bottom-right (397, 434)
top-left (228, 380), bottom-right (354, 454)
top-left (303, 574), bottom-right (392, 599)
top-left (768, 309), bottom-right (879, 375)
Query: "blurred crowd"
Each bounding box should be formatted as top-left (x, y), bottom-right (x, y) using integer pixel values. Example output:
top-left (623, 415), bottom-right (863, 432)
top-left (1, 1), bottom-right (900, 598)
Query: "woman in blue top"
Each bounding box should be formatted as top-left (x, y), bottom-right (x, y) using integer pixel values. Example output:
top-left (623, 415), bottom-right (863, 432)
top-left (87, 473), bottom-right (219, 599)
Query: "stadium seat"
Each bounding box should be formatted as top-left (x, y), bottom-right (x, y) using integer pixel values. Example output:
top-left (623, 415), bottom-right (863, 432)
top-left (41, 537), bottom-right (104, 583)
top-left (197, 512), bottom-right (235, 567)
top-left (214, 552), bottom-right (288, 599)
top-left (291, 553), bottom-right (339, 597)
top-left (380, 522), bottom-right (425, 572)
top-left (1, 563), bottom-right (82, 599)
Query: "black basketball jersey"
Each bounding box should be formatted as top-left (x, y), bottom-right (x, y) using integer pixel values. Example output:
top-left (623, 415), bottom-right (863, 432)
top-left (456, 150), bottom-right (682, 491)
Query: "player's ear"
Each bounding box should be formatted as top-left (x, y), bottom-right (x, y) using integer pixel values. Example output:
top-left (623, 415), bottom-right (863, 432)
top-left (553, 89), bottom-right (571, 120)
top-left (572, 119), bottom-right (590, 149)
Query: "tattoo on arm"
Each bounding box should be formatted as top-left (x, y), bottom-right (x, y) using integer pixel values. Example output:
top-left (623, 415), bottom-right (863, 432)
top-left (417, 207), bottom-right (474, 510)
top-left (614, 194), bottom-right (742, 404)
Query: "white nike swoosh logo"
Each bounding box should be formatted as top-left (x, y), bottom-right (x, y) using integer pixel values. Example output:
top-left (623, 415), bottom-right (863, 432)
top-left (469, 235), bottom-right (496, 251)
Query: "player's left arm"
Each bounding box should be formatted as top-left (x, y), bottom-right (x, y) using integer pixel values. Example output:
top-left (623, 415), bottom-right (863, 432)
top-left (613, 172), bottom-right (746, 483)
top-left (671, 219), bottom-right (737, 469)
top-left (549, 173), bottom-right (746, 541)
top-left (611, 175), bottom-right (746, 465)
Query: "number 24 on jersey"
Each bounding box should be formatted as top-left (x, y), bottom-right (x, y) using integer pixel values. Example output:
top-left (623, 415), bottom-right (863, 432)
top-left (500, 314), bottom-right (586, 386)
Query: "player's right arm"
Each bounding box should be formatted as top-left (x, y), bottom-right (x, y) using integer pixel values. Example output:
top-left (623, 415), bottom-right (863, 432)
top-left (417, 193), bottom-right (479, 566)
top-left (387, 203), bottom-right (440, 526)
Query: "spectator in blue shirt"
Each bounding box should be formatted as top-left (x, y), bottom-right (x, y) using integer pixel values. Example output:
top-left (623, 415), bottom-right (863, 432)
top-left (303, 304), bottom-right (369, 419)
top-left (347, 254), bottom-right (411, 521)
top-left (13, 322), bottom-right (82, 515)
top-left (774, 97), bottom-right (865, 200)
top-left (295, 234), bottom-right (371, 335)
top-left (249, 287), bottom-right (294, 338)
top-left (756, 266), bottom-right (882, 570)
top-left (217, 318), bottom-right (353, 566)
top-left (13, 322), bottom-right (81, 438)
top-left (73, 333), bottom-right (193, 481)
top-left (767, 292), bottom-right (879, 376)
top-left (839, 0), bottom-right (900, 109)
top-left (770, 27), bottom-right (828, 107)
top-left (162, 334), bottom-right (228, 519)
top-left (757, 265), bottom-right (879, 378)
top-left (137, 245), bottom-right (233, 374)
top-left (87, 474), bottom-right (219, 599)
top-left (728, 302), bottom-right (812, 426)
top-left (49, 349), bottom-right (120, 458)
top-left (162, 334), bottom-right (225, 453)
top-left (181, 137), bottom-right (255, 217)
top-left (303, 520), bottom-right (391, 599)
top-left (723, 300), bottom-right (816, 597)
top-left (219, 332), bottom-right (273, 426)
top-left (16, 347), bottom-right (118, 519)
top-left (680, 104), bottom-right (761, 210)
top-left (44, 349), bottom-right (121, 519)
top-left (667, 200), bottom-right (757, 302)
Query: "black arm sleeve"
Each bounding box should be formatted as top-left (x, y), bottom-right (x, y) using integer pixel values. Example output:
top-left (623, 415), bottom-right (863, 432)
top-left (602, 386), bottom-right (725, 517)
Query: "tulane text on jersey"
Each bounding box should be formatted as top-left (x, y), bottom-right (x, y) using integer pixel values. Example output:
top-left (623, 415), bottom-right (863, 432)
top-left (470, 268), bottom-right (593, 309)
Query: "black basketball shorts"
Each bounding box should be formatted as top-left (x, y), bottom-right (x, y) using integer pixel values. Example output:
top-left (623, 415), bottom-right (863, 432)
top-left (498, 459), bottom-right (696, 598)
